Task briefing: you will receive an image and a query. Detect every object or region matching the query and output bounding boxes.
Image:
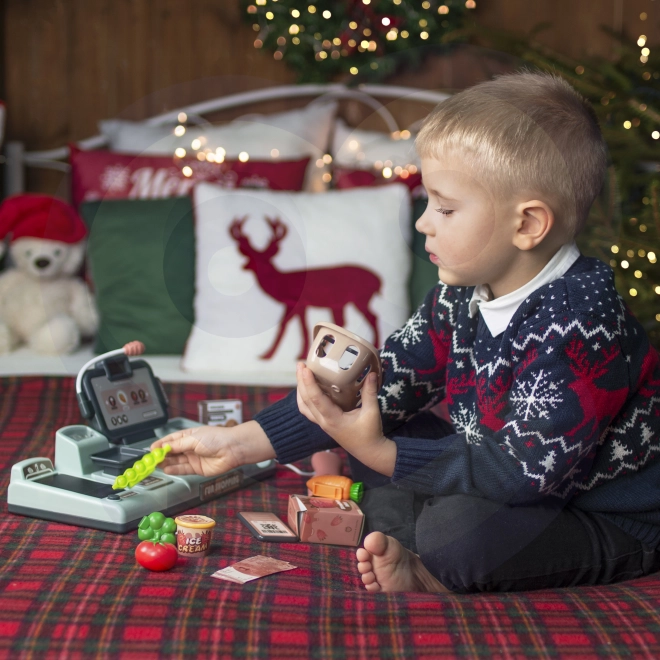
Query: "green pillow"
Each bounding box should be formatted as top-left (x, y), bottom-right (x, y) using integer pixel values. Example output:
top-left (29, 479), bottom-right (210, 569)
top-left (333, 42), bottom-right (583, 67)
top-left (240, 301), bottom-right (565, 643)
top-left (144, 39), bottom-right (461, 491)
top-left (80, 197), bottom-right (195, 354)
top-left (409, 197), bottom-right (440, 310)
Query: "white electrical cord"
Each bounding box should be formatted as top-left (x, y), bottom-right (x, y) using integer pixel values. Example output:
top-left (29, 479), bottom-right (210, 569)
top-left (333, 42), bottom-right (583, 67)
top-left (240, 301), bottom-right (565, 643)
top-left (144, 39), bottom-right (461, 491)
top-left (282, 463), bottom-right (315, 477)
top-left (75, 348), bottom-right (126, 395)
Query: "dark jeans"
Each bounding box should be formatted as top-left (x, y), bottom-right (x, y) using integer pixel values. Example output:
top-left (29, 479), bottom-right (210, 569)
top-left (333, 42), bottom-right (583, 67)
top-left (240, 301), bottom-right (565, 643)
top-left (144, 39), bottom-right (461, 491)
top-left (351, 413), bottom-right (660, 593)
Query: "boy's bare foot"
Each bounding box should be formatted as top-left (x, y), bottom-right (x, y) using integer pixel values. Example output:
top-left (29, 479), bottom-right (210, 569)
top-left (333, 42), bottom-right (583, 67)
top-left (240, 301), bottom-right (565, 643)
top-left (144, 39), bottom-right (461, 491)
top-left (355, 532), bottom-right (451, 593)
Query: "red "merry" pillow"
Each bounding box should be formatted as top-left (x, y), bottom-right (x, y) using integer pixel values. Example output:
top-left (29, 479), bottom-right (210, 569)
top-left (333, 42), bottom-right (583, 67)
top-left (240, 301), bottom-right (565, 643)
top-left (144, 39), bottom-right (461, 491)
top-left (69, 147), bottom-right (310, 208)
top-left (333, 166), bottom-right (424, 197)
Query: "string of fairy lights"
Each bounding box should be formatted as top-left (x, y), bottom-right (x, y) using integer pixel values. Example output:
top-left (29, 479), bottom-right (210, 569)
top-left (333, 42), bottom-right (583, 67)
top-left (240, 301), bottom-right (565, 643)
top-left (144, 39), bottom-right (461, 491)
top-left (607, 200), bottom-right (660, 322)
top-left (167, 109), bottom-right (418, 186)
top-left (577, 17), bottom-right (660, 322)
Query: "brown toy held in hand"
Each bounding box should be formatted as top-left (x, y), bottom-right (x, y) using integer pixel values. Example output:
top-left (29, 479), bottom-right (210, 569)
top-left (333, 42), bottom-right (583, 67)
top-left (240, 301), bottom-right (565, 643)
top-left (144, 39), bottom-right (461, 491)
top-left (306, 474), bottom-right (364, 503)
top-left (306, 322), bottom-right (382, 412)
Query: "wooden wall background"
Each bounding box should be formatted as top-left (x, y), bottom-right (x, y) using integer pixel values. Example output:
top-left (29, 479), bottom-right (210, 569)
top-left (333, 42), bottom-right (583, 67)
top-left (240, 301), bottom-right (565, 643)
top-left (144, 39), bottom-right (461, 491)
top-left (2, 0), bottom-right (658, 195)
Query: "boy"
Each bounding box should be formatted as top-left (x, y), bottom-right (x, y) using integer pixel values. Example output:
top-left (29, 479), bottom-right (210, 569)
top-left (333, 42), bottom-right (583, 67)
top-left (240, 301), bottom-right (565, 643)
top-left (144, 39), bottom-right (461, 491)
top-left (153, 71), bottom-right (660, 593)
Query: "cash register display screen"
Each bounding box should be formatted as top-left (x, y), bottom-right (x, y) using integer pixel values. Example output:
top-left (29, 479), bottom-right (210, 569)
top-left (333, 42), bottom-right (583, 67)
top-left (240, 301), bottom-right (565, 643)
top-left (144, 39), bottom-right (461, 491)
top-left (91, 367), bottom-right (165, 430)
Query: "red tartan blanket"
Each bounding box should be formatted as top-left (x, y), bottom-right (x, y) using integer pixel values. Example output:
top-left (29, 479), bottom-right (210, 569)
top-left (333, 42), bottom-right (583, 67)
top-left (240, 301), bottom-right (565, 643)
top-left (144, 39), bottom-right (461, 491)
top-left (0, 376), bottom-right (659, 659)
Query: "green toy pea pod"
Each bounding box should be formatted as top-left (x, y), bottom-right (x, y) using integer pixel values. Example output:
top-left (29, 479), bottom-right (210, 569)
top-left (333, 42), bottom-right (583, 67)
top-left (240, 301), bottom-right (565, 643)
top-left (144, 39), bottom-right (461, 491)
top-left (113, 475), bottom-right (128, 490)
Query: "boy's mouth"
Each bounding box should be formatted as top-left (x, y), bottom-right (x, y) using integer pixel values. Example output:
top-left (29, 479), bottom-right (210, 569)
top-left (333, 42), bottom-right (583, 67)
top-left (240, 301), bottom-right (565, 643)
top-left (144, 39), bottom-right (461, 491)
top-left (425, 246), bottom-right (441, 265)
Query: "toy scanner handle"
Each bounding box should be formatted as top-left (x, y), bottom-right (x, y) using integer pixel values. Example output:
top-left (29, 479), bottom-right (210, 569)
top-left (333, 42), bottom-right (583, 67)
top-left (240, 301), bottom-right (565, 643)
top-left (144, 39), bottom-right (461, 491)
top-left (75, 341), bottom-right (145, 418)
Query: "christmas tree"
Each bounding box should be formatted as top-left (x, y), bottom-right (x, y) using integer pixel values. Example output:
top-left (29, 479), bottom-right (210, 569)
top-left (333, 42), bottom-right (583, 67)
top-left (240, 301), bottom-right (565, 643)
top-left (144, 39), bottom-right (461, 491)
top-left (241, 0), bottom-right (473, 82)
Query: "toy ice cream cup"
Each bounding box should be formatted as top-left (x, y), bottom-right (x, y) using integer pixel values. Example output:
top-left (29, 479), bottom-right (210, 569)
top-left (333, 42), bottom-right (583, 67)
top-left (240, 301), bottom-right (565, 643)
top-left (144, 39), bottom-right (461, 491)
top-left (175, 514), bottom-right (216, 557)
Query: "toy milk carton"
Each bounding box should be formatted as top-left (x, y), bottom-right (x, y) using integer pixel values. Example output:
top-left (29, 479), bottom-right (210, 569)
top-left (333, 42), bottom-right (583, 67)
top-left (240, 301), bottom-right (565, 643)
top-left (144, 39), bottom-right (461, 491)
top-left (287, 495), bottom-right (365, 546)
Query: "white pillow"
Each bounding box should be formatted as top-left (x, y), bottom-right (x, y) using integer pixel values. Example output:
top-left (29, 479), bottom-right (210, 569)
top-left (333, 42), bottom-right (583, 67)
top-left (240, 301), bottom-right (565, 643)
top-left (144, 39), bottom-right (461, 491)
top-left (332, 119), bottom-right (420, 170)
top-left (182, 182), bottom-right (412, 384)
top-left (99, 102), bottom-right (337, 192)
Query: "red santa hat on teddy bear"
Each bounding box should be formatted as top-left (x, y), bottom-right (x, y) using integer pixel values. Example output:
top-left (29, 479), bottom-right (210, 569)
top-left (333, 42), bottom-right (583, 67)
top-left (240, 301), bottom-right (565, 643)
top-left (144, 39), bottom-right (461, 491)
top-left (0, 194), bottom-right (87, 260)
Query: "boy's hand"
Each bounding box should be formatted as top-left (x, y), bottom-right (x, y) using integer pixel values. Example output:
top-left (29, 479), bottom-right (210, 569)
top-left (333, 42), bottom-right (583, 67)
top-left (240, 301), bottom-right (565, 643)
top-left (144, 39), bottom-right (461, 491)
top-left (151, 421), bottom-right (276, 478)
top-left (296, 363), bottom-right (396, 476)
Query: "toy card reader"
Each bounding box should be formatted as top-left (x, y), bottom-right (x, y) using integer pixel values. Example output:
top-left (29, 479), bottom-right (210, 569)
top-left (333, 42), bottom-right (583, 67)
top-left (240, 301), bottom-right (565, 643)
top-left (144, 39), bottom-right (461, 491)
top-left (8, 341), bottom-right (277, 533)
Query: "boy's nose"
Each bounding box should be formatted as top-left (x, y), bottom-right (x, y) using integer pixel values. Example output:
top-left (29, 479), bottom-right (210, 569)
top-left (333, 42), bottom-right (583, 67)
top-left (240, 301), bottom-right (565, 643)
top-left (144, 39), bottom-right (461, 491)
top-left (415, 212), bottom-right (432, 235)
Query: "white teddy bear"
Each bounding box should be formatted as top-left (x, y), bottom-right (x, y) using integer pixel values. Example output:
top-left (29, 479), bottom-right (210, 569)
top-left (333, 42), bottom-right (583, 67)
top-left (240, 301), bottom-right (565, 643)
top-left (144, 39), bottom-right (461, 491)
top-left (0, 194), bottom-right (98, 354)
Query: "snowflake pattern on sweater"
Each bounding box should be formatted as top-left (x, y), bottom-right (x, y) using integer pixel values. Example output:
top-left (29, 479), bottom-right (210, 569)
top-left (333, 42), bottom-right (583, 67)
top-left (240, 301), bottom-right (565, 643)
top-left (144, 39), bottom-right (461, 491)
top-left (382, 256), bottom-right (660, 508)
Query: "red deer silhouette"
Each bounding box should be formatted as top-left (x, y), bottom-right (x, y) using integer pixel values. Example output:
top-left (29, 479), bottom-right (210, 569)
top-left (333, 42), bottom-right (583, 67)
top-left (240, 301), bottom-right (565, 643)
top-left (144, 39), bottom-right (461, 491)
top-left (229, 216), bottom-right (381, 360)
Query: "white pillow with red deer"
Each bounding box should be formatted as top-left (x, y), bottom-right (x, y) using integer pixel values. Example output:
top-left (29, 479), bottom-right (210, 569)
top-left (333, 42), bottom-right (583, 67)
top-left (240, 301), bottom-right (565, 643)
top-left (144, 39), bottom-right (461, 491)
top-left (182, 181), bottom-right (412, 384)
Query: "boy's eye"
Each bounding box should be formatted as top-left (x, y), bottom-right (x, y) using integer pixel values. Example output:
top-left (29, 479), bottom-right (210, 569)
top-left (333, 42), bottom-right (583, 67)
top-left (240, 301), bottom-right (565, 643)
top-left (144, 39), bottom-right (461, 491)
top-left (435, 207), bottom-right (453, 216)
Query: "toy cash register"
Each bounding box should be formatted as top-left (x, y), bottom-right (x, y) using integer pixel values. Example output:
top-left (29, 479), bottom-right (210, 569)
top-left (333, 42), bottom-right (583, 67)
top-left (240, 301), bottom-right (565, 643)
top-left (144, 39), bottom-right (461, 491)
top-left (7, 342), bottom-right (276, 532)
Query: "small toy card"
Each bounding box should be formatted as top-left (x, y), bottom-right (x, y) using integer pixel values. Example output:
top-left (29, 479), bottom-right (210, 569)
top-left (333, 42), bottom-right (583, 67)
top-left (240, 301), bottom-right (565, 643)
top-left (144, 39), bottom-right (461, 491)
top-left (211, 555), bottom-right (297, 584)
top-left (237, 511), bottom-right (298, 542)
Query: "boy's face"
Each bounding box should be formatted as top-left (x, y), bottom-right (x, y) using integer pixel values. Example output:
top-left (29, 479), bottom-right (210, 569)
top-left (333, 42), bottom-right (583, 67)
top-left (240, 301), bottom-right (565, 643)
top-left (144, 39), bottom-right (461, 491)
top-left (417, 155), bottom-right (522, 296)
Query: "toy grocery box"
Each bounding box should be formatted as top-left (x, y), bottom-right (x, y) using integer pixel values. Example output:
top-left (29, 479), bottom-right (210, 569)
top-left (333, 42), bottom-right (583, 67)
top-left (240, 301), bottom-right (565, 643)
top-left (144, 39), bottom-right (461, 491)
top-left (197, 399), bottom-right (242, 427)
top-left (287, 494), bottom-right (365, 546)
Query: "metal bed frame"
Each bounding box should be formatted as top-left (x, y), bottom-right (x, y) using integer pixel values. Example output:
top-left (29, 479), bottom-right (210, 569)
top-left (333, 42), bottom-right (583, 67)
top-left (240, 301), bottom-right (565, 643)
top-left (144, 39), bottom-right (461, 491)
top-left (3, 83), bottom-right (450, 195)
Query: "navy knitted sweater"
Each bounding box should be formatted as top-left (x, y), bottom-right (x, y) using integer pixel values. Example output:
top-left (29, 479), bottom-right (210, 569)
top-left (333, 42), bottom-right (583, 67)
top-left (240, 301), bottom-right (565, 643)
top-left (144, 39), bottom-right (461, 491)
top-left (255, 256), bottom-right (660, 548)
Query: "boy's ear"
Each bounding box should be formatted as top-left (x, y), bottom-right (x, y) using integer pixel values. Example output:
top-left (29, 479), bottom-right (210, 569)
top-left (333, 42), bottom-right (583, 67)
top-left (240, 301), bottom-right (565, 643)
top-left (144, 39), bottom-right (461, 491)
top-left (512, 200), bottom-right (554, 251)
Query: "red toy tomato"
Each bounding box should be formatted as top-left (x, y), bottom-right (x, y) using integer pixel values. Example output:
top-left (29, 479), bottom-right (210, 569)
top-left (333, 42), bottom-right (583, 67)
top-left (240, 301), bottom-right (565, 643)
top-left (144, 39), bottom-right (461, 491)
top-left (135, 541), bottom-right (178, 571)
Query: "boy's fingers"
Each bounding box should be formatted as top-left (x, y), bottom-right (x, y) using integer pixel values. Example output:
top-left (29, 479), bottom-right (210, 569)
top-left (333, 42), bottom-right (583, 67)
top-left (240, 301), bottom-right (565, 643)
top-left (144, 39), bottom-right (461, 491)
top-left (296, 363), bottom-right (309, 397)
top-left (365, 371), bottom-right (378, 394)
top-left (296, 389), bottom-right (317, 423)
top-left (161, 453), bottom-right (191, 466)
top-left (150, 428), bottom-right (193, 451)
top-left (301, 366), bottom-right (343, 421)
top-left (359, 372), bottom-right (380, 412)
top-left (298, 370), bottom-right (323, 422)
top-left (162, 463), bottom-right (198, 476)
top-left (301, 367), bottom-right (327, 407)
top-left (298, 366), bottom-right (317, 401)
top-left (160, 434), bottom-right (202, 456)
top-left (296, 364), bottom-right (307, 396)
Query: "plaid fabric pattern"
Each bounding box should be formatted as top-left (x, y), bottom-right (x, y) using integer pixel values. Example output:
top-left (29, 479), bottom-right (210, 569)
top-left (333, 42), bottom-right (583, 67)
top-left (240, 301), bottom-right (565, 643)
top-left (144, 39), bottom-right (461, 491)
top-left (0, 376), bottom-right (659, 659)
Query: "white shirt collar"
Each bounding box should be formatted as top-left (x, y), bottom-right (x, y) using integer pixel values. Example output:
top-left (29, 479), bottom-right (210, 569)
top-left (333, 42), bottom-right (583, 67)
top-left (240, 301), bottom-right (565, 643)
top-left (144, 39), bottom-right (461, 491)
top-left (468, 242), bottom-right (580, 337)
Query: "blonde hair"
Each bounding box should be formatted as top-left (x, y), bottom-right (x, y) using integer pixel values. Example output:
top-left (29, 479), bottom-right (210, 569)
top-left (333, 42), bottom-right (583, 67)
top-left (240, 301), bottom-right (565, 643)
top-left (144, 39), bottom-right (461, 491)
top-left (416, 70), bottom-right (608, 237)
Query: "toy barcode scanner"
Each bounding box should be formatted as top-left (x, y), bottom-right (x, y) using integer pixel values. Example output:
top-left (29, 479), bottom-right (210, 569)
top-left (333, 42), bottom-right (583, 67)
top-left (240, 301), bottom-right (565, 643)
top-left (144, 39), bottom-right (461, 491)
top-left (75, 341), bottom-right (171, 489)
